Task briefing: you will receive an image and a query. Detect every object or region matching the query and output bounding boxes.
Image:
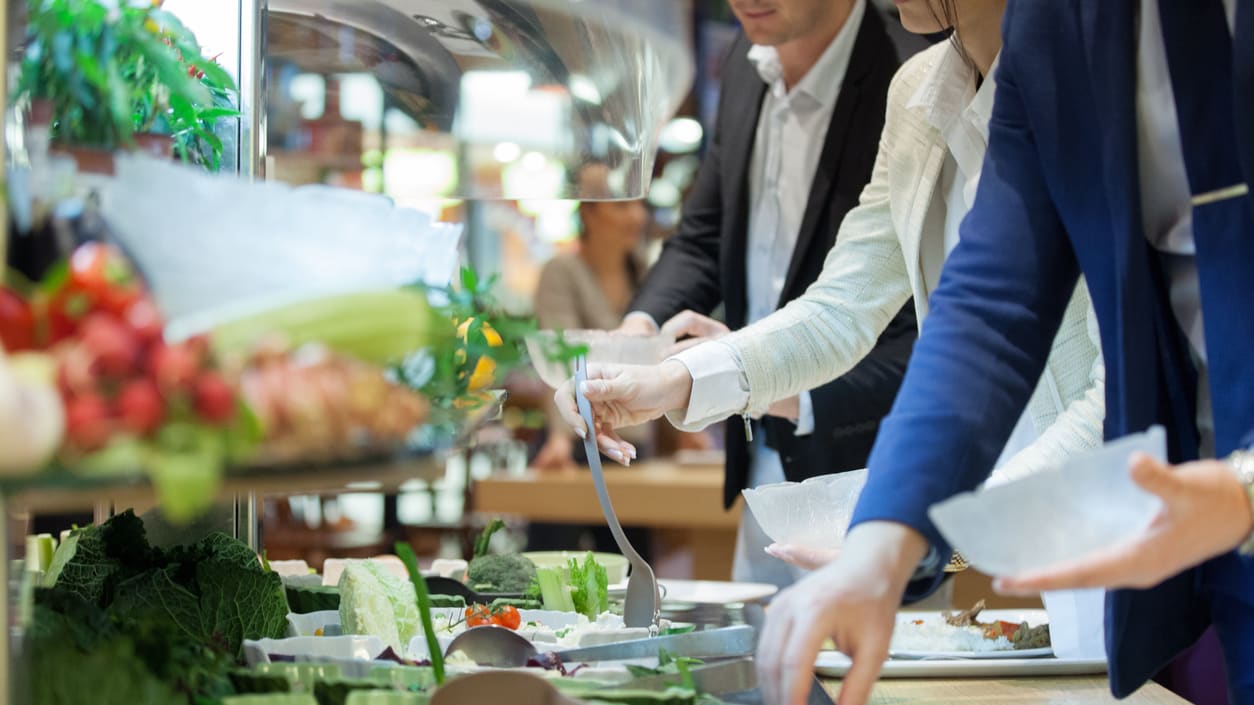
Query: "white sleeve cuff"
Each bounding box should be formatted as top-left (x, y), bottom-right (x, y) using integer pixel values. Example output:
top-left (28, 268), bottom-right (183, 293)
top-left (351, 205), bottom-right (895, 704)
top-left (622, 311), bottom-right (660, 333)
top-left (664, 341), bottom-right (749, 432)
top-left (794, 390), bottom-right (815, 436)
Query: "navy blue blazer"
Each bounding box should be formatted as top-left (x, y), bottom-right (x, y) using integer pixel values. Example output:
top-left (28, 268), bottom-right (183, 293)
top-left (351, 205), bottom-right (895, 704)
top-left (850, 0), bottom-right (1254, 698)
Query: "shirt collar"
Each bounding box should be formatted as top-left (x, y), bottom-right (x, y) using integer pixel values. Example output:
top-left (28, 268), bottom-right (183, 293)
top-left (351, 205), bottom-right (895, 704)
top-left (907, 41), bottom-right (1000, 144)
top-left (747, 0), bottom-right (866, 110)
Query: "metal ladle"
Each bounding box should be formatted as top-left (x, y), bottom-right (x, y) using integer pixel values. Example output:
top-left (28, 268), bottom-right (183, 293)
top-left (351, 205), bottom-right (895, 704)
top-left (573, 355), bottom-right (660, 628)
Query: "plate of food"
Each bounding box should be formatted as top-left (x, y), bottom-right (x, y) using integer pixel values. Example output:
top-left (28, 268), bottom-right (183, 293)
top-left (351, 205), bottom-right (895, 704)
top-left (887, 602), bottom-right (1052, 660)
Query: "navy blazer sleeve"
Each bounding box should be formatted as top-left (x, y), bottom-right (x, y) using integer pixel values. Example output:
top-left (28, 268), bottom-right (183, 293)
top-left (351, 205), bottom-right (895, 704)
top-left (848, 0), bottom-right (1082, 593)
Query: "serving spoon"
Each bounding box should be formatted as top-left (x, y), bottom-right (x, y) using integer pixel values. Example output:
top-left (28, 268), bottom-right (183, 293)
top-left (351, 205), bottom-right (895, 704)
top-left (573, 355), bottom-right (660, 628)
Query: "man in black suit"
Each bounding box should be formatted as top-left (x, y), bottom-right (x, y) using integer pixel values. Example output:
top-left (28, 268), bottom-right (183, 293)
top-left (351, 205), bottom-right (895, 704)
top-left (618, 0), bottom-right (916, 586)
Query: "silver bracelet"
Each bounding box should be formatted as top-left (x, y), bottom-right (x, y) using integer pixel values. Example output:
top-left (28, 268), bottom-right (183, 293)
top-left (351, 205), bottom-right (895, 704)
top-left (1226, 450), bottom-right (1254, 556)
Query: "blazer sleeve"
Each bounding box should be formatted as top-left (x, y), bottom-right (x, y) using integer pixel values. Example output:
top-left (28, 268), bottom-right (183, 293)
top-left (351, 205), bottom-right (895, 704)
top-left (807, 303), bottom-right (916, 437)
top-left (849, 8), bottom-right (1082, 587)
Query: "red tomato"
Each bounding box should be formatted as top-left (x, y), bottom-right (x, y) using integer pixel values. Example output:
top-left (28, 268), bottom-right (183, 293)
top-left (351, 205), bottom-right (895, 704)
top-left (491, 605), bottom-right (521, 630)
top-left (465, 604), bottom-right (493, 628)
top-left (0, 287), bottom-right (35, 352)
top-left (68, 242), bottom-right (135, 301)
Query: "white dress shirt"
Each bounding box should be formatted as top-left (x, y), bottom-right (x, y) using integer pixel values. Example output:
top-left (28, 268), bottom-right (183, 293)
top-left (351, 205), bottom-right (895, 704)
top-left (1135, 0), bottom-right (1235, 458)
top-left (738, 0), bottom-right (864, 469)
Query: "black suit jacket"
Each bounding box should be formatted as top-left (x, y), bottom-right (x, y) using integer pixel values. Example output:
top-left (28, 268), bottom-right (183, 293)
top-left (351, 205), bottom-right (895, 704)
top-left (631, 7), bottom-right (917, 508)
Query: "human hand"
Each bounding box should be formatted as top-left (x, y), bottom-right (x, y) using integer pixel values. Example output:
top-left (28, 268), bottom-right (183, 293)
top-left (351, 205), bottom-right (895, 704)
top-left (766, 395), bottom-right (801, 421)
top-left (764, 542), bottom-right (839, 571)
top-left (553, 360), bottom-right (693, 464)
top-left (757, 522), bottom-right (928, 705)
top-left (616, 314), bottom-right (660, 337)
top-left (995, 452), bottom-right (1254, 594)
top-left (532, 434), bottom-right (576, 471)
top-left (660, 311), bottom-right (730, 356)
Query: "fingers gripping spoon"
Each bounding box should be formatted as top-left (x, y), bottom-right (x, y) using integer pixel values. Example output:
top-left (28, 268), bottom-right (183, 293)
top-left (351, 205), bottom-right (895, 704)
top-left (574, 356), bottom-right (660, 628)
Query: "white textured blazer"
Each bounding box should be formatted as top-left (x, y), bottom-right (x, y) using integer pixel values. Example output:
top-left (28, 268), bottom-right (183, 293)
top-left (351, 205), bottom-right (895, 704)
top-left (676, 41), bottom-right (1105, 485)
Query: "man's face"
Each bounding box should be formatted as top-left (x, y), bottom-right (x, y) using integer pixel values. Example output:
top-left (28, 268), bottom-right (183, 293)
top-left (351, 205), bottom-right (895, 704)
top-left (726, 0), bottom-right (837, 46)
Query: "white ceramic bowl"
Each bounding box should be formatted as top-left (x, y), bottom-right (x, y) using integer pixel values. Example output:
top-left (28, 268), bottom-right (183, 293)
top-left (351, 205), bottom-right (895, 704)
top-left (243, 635), bottom-right (387, 666)
top-left (524, 330), bottom-right (675, 388)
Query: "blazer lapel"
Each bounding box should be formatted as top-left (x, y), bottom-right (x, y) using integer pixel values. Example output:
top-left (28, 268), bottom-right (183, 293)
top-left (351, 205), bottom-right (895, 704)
top-left (779, 9), bottom-right (879, 304)
top-left (721, 50), bottom-right (767, 329)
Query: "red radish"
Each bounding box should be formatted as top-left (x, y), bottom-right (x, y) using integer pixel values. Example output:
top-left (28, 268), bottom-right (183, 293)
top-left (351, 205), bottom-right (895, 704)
top-left (116, 379), bottom-right (164, 435)
top-left (124, 299), bottom-right (164, 344)
top-left (193, 372), bottom-right (236, 424)
top-left (56, 345), bottom-right (99, 397)
top-left (79, 313), bottom-right (140, 377)
top-left (65, 393), bottom-right (112, 450)
top-left (149, 342), bottom-right (200, 393)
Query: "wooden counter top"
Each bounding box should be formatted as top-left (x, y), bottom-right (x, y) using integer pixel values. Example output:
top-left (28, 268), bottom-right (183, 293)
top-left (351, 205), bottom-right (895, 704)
top-left (821, 676), bottom-right (1187, 704)
top-left (472, 460), bottom-right (741, 529)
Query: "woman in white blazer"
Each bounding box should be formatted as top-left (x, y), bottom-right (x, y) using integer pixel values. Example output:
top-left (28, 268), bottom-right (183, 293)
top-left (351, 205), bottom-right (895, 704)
top-left (560, 0), bottom-right (1104, 492)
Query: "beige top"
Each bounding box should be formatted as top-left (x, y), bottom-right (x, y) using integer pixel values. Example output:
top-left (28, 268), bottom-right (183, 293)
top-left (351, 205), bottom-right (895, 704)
top-left (534, 253), bottom-right (634, 331)
top-left (534, 252), bottom-right (651, 446)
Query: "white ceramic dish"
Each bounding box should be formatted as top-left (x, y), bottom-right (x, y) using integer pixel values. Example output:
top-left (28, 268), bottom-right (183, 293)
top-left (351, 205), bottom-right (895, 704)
top-left (657, 579), bottom-right (778, 605)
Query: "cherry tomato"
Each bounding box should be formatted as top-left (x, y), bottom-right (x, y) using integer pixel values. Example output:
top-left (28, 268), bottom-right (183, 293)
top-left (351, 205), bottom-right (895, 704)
top-left (69, 242), bottom-right (136, 302)
top-left (465, 604), bottom-right (493, 628)
top-left (490, 605), bottom-right (521, 630)
top-left (0, 287), bottom-right (35, 352)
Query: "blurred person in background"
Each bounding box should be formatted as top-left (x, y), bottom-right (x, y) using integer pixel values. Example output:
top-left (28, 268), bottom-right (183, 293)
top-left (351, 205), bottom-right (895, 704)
top-left (614, 0), bottom-right (916, 589)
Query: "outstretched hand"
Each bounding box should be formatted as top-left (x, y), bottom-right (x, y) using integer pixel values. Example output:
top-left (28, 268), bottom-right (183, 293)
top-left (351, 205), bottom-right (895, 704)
top-left (995, 453), bottom-right (1254, 595)
top-left (553, 360), bottom-right (694, 464)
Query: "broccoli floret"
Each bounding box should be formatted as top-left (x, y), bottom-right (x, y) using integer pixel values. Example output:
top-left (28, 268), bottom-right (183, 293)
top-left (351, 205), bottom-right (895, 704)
top-left (466, 554), bottom-right (537, 594)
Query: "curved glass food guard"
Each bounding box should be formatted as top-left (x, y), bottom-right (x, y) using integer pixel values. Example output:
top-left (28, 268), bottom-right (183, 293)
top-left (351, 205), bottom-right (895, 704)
top-left (266, 0), bottom-right (695, 200)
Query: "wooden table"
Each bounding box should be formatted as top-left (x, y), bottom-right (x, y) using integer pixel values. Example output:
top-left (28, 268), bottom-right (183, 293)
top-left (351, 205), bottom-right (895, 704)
top-left (472, 460), bottom-right (741, 579)
top-left (819, 676), bottom-right (1188, 705)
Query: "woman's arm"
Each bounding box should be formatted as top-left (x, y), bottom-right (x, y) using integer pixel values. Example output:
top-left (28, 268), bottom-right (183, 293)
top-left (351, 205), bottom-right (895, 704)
top-left (986, 281), bottom-right (1106, 486)
top-left (671, 99), bottom-right (915, 430)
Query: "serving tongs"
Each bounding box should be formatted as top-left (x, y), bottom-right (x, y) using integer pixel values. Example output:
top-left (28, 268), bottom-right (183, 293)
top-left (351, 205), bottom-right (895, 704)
top-left (574, 355), bottom-right (661, 628)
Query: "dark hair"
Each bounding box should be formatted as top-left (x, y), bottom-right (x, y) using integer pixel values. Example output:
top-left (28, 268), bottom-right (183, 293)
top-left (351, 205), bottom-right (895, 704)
top-left (926, 0), bottom-right (979, 77)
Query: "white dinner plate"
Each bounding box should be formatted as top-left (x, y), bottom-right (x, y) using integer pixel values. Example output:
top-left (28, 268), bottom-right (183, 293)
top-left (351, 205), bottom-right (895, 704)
top-left (656, 579), bottom-right (778, 605)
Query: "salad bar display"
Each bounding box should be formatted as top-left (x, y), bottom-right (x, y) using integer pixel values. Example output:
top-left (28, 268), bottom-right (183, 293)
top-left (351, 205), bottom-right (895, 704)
top-left (16, 512), bottom-right (751, 705)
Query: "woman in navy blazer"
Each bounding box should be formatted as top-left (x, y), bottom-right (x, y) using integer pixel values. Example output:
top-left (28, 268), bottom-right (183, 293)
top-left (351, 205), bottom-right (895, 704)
top-left (757, 1), bottom-right (1254, 705)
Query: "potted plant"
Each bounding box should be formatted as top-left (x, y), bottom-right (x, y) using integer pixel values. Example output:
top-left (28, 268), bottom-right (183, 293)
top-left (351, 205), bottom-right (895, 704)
top-left (17, 0), bottom-right (238, 172)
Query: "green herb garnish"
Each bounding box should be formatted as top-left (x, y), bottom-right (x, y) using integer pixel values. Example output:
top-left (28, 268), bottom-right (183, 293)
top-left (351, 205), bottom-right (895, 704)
top-left (395, 542), bottom-right (445, 685)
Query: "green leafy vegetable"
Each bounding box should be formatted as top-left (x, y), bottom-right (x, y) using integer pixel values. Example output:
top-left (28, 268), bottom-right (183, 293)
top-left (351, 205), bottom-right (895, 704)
top-left (466, 554), bottom-right (536, 593)
top-left (31, 511), bottom-right (289, 705)
top-left (535, 565), bottom-right (575, 613)
top-left (395, 541), bottom-right (445, 685)
top-left (473, 518), bottom-right (505, 559)
top-left (568, 552), bottom-right (609, 620)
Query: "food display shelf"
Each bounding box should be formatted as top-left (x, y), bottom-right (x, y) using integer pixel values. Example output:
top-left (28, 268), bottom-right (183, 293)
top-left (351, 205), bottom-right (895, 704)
top-left (1, 391), bottom-right (505, 514)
